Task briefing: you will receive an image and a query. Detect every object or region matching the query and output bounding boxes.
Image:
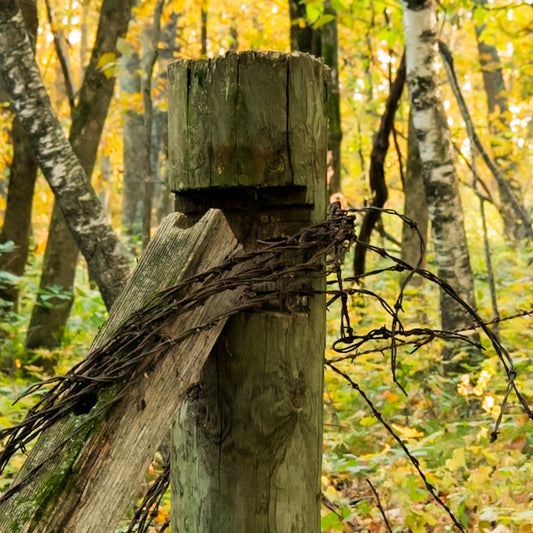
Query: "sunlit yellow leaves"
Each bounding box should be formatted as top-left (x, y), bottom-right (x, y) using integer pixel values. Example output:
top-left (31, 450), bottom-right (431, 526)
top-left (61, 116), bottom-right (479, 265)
top-left (481, 395), bottom-right (501, 418)
top-left (473, 369), bottom-right (491, 396)
top-left (481, 394), bottom-right (494, 412)
top-left (391, 423), bottom-right (424, 439)
top-left (97, 52), bottom-right (117, 78)
top-left (458, 370), bottom-right (492, 397)
top-left (359, 443), bottom-right (391, 460)
top-left (457, 373), bottom-right (472, 396)
top-left (445, 447), bottom-right (466, 472)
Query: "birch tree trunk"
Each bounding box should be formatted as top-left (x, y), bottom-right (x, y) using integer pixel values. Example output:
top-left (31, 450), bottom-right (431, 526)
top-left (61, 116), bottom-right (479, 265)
top-left (0, 0), bottom-right (134, 329)
top-left (401, 108), bottom-right (428, 282)
top-left (401, 0), bottom-right (478, 354)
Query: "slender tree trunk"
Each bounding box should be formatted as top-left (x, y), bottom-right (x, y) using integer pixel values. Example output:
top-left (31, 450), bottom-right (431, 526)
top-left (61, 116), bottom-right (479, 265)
top-left (141, 0), bottom-right (165, 249)
top-left (200, 1), bottom-right (207, 56)
top-left (401, 0), bottom-right (478, 359)
top-left (0, 117), bottom-right (38, 310)
top-left (401, 108), bottom-right (428, 282)
top-left (121, 11), bottom-right (178, 239)
top-left (289, 0), bottom-right (342, 196)
top-left (322, 0), bottom-right (342, 196)
top-left (0, 3), bottom-right (131, 312)
top-left (25, 204), bottom-right (79, 350)
top-left (152, 108), bottom-right (173, 223)
top-left (80, 1), bottom-right (89, 74)
top-left (120, 50), bottom-right (145, 238)
top-left (289, 0), bottom-right (321, 55)
top-left (152, 12), bottom-right (179, 224)
top-left (24, 0), bottom-right (133, 350)
top-left (0, 1), bottom-right (38, 310)
top-left (353, 54), bottom-right (405, 278)
top-left (475, 20), bottom-right (528, 241)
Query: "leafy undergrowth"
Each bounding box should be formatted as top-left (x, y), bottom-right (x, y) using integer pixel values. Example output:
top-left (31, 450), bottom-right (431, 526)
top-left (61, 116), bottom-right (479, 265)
top-left (0, 230), bottom-right (532, 532)
top-left (0, 255), bottom-right (105, 492)
top-left (322, 238), bottom-right (533, 532)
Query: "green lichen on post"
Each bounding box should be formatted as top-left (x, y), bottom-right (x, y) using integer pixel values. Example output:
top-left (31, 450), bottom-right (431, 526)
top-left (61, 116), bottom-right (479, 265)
top-left (18, 414), bottom-right (101, 530)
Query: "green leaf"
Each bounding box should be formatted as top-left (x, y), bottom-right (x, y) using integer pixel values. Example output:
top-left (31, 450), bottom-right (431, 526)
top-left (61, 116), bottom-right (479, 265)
top-left (0, 271), bottom-right (20, 288)
top-left (330, 0), bottom-right (346, 10)
top-left (0, 241), bottom-right (17, 254)
top-left (305, 0), bottom-right (324, 23)
top-left (313, 13), bottom-right (336, 28)
top-left (359, 416), bottom-right (377, 426)
top-left (116, 37), bottom-right (135, 56)
top-left (321, 511), bottom-right (343, 531)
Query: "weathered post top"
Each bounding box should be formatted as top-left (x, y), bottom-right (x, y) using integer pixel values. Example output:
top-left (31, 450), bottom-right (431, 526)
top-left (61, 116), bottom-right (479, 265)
top-left (167, 51), bottom-right (327, 243)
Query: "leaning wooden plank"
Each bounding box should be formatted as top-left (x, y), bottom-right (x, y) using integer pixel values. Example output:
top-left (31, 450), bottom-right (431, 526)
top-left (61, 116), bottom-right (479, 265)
top-left (0, 208), bottom-right (242, 533)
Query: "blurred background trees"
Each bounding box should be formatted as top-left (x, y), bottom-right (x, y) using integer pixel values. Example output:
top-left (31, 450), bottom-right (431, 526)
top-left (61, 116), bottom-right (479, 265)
top-left (0, 0), bottom-right (532, 530)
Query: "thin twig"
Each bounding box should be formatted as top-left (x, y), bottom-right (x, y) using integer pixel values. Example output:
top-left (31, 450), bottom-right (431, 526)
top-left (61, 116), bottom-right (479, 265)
top-left (366, 479), bottom-right (393, 533)
top-left (327, 362), bottom-right (466, 532)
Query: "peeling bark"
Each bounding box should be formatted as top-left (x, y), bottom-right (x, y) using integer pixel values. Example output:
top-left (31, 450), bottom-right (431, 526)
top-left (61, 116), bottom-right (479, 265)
top-left (17, 0), bottom-right (133, 353)
top-left (401, 0), bottom-right (478, 349)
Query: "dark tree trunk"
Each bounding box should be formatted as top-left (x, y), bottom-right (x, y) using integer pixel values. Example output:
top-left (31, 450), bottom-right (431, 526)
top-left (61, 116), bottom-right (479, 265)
top-left (289, 0), bottom-right (342, 196)
top-left (25, 204), bottom-right (78, 350)
top-left (200, 3), bottom-right (207, 56)
top-left (0, 117), bottom-right (38, 310)
top-left (322, 0), bottom-right (342, 196)
top-left (24, 0), bottom-right (133, 350)
top-left (353, 54), bottom-right (405, 278)
top-left (289, 0), bottom-right (321, 55)
top-left (476, 26), bottom-right (528, 241)
top-left (401, 108), bottom-right (428, 282)
top-left (0, 1), bottom-right (38, 310)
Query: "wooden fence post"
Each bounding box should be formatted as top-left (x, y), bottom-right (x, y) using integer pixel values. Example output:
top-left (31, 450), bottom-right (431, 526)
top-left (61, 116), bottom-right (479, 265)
top-left (168, 51), bottom-right (327, 532)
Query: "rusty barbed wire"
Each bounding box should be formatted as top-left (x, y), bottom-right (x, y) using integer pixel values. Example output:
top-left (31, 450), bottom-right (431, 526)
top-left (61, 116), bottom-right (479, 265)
top-left (0, 207), bottom-right (355, 502)
top-left (0, 206), bottom-right (531, 532)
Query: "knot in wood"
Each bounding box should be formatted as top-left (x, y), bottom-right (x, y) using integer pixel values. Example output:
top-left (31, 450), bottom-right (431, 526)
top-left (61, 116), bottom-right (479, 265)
top-left (264, 152), bottom-right (285, 178)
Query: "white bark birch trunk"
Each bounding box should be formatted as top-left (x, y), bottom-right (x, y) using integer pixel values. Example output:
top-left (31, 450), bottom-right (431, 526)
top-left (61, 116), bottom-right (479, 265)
top-left (401, 0), bottom-right (477, 338)
top-left (0, 4), bottom-right (131, 309)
